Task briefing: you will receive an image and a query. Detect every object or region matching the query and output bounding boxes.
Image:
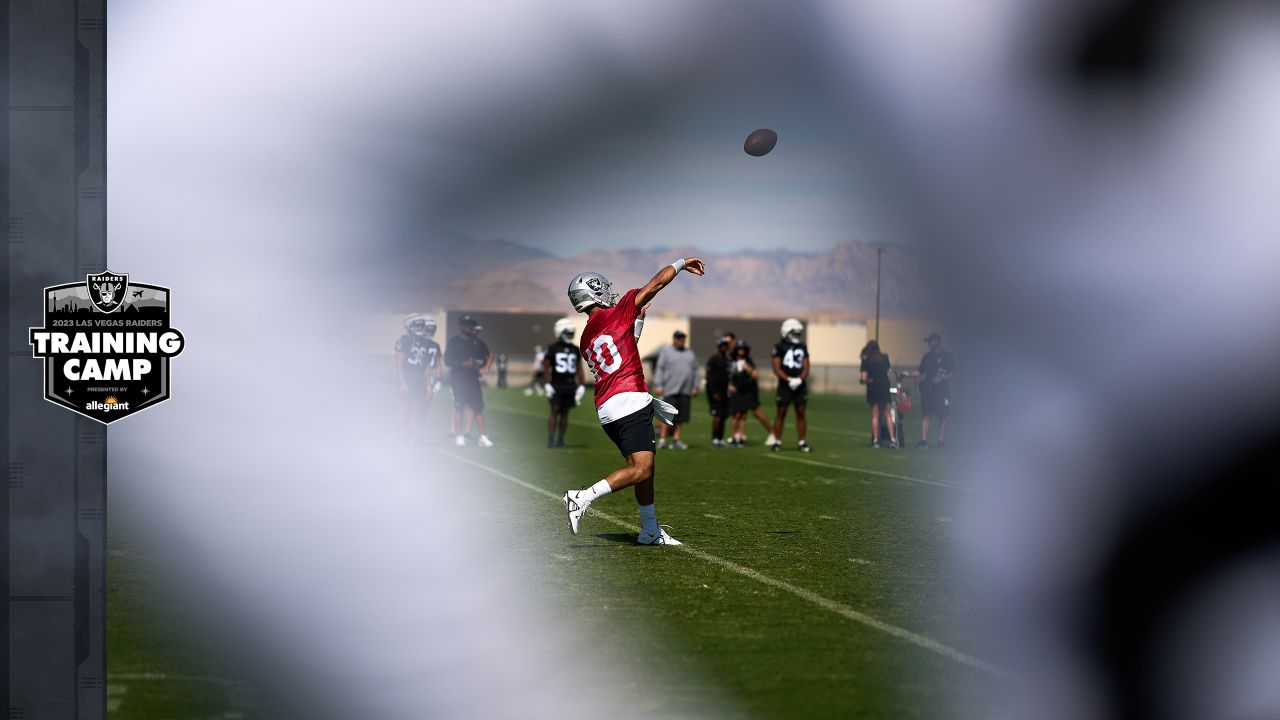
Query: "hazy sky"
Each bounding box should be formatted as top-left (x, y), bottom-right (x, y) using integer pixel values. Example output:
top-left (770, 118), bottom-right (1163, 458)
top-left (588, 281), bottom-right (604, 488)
top-left (381, 5), bottom-right (906, 258)
top-left (443, 92), bottom-right (894, 256)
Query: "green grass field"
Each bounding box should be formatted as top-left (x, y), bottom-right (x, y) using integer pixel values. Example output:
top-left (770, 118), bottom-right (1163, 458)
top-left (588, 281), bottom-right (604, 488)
top-left (108, 388), bottom-right (993, 718)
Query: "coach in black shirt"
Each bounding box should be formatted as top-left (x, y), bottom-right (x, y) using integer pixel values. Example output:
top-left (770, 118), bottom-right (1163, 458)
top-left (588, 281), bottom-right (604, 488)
top-left (445, 315), bottom-right (494, 447)
top-left (916, 333), bottom-right (956, 449)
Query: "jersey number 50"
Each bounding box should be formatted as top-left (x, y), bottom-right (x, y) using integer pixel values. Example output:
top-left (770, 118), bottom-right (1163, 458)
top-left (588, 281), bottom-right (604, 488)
top-left (589, 335), bottom-right (623, 377)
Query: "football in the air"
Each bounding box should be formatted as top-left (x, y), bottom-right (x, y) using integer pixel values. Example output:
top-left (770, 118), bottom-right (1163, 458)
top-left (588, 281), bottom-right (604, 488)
top-left (743, 128), bottom-right (777, 157)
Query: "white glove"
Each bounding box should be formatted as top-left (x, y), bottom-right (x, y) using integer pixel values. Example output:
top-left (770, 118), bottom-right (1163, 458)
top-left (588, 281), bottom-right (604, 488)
top-left (574, 385), bottom-right (585, 405)
top-left (633, 318), bottom-right (644, 340)
top-left (788, 377), bottom-right (802, 390)
top-left (543, 383), bottom-right (554, 398)
top-left (432, 380), bottom-right (442, 393)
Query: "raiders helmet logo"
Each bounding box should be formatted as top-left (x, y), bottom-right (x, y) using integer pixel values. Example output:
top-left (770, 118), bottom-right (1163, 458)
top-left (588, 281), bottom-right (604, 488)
top-left (586, 277), bottom-right (604, 293)
top-left (87, 270), bottom-right (128, 314)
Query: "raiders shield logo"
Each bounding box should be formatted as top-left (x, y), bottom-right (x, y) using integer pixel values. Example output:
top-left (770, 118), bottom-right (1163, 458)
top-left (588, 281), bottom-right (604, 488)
top-left (87, 270), bottom-right (128, 314)
top-left (585, 276), bottom-right (605, 293)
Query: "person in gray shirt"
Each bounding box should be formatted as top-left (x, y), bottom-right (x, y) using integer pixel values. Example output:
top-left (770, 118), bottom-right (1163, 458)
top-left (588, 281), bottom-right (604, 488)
top-left (653, 330), bottom-right (699, 449)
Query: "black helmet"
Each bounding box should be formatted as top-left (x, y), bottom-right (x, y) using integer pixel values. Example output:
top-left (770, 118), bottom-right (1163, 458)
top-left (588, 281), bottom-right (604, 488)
top-left (460, 315), bottom-right (482, 331)
top-left (734, 339), bottom-right (750, 352)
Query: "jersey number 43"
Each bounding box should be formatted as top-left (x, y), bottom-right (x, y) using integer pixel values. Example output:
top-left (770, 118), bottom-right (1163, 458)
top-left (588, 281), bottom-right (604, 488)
top-left (782, 348), bottom-right (805, 370)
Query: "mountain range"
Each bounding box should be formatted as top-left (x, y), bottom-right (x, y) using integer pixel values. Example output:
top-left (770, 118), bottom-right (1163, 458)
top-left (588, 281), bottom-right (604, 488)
top-left (388, 238), bottom-right (936, 320)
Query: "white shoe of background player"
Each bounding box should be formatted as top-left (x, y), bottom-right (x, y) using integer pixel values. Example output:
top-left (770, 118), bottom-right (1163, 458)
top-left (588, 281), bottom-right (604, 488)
top-left (454, 435), bottom-right (466, 447)
top-left (478, 435), bottom-right (494, 448)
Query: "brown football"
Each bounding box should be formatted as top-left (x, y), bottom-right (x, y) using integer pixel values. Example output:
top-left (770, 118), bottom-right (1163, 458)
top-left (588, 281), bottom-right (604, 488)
top-left (743, 128), bottom-right (778, 157)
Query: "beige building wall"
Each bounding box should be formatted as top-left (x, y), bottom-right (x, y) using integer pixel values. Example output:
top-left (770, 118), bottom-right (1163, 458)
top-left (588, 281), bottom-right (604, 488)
top-left (634, 314), bottom-right (691, 360)
top-left (806, 321), bottom-right (866, 366)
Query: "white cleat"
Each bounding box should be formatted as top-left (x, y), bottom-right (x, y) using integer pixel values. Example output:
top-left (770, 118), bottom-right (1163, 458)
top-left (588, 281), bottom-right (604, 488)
top-left (765, 433), bottom-right (778, 446)
top-left (454, 434), bottom-right (466, 447)
top-left (563, 491), bottom-right (587, 535)
top-left (636, 527), bottom-right (682, 546)
top-left (478, 435), bottom-right (495, 448)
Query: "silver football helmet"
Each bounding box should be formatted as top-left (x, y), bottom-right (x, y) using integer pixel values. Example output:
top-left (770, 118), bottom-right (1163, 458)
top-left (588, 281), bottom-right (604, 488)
top-left (553, 317), bottom-right (576, 342)
top-left (781, 318), bottom-right (804, 344)
top-left (405, 313), bottom-right (436, 337)
top-left (567, 272), bottom-right (617, 312)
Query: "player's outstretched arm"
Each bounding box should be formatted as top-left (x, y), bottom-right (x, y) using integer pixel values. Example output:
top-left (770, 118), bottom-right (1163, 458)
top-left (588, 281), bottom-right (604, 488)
top-left (636, 257), bottom-right (705, 308)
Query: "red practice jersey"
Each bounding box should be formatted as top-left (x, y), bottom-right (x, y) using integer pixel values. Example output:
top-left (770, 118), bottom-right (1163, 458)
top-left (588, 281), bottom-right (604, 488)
top-left (580, 288), bottom-right (648, 407)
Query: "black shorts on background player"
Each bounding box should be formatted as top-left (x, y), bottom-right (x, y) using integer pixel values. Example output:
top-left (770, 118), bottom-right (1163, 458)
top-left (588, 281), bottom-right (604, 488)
top-left (664, 394), bottom-right (692, 424)
top-left (602, 403), bottom-right (656, 457)
top-left (920, 388), bottom-right (950, 417)
top-left (729, 390), bottom-right (759, 414)
top-left (708, 395), bottom-right (729, 418)
top-left (452, 380), bottom-right (484, 411)
top-left (775, 381), bottom-right (808, 406)
top-left (549, 386), bottom-right (576, 411)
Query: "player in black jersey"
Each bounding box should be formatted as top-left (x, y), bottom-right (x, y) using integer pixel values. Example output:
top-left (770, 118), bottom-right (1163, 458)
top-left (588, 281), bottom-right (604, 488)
top-left (394, 314), bottom-right (443, 435)
top-left (541, 318), bottom-right (586, 448)
top-left (770, 318), bottom-right (812, 452)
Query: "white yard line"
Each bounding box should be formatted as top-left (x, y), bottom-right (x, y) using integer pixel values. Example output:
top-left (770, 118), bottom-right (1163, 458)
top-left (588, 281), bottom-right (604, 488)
top-left (768, 455), bottom-right (976, 493)
top-left (437, 450), bottom-right (1002, 677)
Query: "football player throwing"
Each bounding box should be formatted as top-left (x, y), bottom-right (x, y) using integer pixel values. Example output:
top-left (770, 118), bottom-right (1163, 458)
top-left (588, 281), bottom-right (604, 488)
top-left (561, 257), bottom-right (705, 545)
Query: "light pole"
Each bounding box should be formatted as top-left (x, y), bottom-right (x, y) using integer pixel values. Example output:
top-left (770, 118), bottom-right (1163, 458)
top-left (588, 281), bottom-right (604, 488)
top-left (874, 245), bottom-right (883, 343)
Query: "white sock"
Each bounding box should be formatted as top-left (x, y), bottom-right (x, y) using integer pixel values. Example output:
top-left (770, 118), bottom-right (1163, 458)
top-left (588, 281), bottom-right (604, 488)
top-left (579, 479), bottom-right (612, 504)
top-left (637, 503), bottom-right (659, 534)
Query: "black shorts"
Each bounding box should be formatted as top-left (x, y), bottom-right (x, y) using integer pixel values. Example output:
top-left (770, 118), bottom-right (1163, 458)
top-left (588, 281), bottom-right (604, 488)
top-left (403, 377), bottom-right (427, 395)
top-left (775, 380), bottom-right (808, 406)
top-left (920, 389), bottom-right (950, 417)
top-left (549, 387), bottom-right (576, 411)
top-left (663, 394), bottom-right (692, 424)
top-left (602, 403), bottom-right (656, 457)
top-left (865, 382), bottom-right (891, 406)
top-left (707, 392), bottom-right (729, 418)
top-left (451, 380), bottom-right (484, 411)
top-left (729, 390), bottom-right (759, 414)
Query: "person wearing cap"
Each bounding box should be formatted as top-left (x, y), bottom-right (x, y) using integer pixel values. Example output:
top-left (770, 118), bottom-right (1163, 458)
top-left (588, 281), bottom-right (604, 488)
top-left (704, 333), bottom-right (734, 448)
top-left (653, 329), bottom-right (699, 449)
top-left (444, 314), bottom-right (495, 447)
top-left (916, 333), bottom-right (956, 449)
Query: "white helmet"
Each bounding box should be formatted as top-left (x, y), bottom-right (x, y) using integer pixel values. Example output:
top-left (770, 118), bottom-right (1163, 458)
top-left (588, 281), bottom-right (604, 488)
top-left (781, 318), bottom-right (804, 343)
top-left (567, 272), bottom-right (617, 312)
top-left (553, 318), bottom-right (576, 342)
top-left (404, 313), bottom-right (437, 337)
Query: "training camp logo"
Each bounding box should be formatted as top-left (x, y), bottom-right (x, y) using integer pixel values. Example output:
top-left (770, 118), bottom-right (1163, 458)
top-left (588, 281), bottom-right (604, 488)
top-left (29, 270), bottom-right (185, 424)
